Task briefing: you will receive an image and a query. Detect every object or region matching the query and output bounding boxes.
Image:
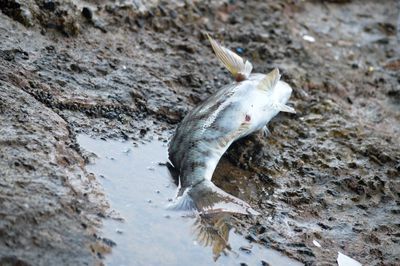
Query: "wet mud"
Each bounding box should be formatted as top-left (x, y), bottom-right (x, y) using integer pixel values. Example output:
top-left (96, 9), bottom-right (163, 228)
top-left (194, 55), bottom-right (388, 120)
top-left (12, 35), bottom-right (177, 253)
top-left (0, 0), bottom-right (399, 265)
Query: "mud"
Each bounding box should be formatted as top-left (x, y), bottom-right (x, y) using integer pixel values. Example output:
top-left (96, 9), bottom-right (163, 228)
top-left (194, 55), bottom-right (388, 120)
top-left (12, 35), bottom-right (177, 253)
top-left (0, 0), bottom-right (399, 265)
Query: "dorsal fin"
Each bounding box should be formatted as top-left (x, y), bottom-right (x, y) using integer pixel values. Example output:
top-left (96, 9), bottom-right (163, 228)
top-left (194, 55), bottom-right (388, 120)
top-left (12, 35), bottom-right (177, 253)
top-left (257, 68), bottom-right (281, 91)
top-left (207, 34), bottom-right (252, 82)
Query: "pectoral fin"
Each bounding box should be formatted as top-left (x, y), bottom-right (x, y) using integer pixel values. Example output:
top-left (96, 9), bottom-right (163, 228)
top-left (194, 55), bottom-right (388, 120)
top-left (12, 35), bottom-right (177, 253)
top-left (257, 68), bottom-right (281, 91)
top-left (262, 126), bottom-right (270, 137)
top-left (271, 102), bottom-right (296, 113)
top-left (207, 34), bottom-right (252, 81)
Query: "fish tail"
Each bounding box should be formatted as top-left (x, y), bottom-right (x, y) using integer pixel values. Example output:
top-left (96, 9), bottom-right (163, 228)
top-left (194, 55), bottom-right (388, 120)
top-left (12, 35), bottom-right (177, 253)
top-left (167, 187), bottom-right (196, 211)
top-left (168, 179), bottom-right (259, 216)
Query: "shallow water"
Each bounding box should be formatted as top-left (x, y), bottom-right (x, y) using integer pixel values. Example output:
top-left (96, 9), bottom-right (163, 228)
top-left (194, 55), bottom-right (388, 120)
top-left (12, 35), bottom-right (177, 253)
top-left (77, 135), bottom-right (302, 266)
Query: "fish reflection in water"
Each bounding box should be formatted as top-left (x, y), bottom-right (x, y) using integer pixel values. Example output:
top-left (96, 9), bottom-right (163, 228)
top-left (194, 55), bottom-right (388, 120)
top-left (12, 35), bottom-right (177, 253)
top-left (190, 210), bottom-right (302, 266)
top-left (168, 162), bottom-right (250, 261)
top-left (192, 212), bottom-right (235, 261)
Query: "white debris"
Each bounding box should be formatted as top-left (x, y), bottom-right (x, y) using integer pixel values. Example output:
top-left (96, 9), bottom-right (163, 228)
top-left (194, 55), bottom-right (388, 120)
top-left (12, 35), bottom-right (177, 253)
top-left (303, 35), bottom-right (316, 42)
top-left (337, 252), bottom-right (362, 266)
top-left (312, 240), bottom-right (322, 248)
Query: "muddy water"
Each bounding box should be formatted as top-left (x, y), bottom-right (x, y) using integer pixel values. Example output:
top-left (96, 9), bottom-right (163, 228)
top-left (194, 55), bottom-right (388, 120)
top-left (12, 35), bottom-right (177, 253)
top-left (77, 135), bottom-right (302, 266)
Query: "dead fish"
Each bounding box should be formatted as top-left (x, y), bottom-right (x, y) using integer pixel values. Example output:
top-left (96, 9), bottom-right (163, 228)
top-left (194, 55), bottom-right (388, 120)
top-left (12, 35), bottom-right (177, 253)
top-left (168, 35), bottom-right (295, 215)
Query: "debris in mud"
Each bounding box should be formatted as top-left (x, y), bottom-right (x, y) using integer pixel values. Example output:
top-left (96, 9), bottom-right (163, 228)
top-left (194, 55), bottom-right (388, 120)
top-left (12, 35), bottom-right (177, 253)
top-left (302, 35), bottom-right (315, 43)
top-left (81, 6), bottom-right (92, 20)
top-left (337, 252), bottom-right (362, 266)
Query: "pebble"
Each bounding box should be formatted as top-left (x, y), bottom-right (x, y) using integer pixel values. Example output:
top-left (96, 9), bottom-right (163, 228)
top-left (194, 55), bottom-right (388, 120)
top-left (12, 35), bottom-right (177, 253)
top-left (239, 245), bottom-right (252, 254)
top-left (43, 0), bottom-right (56, 11)
top-left (82, 7), bottom-right (93, 20)
top-left (312, 240), bottom-right (322, 248)
top-left (236, 47), bottom-right (244, 54)
top-left (303, 35), bottom-right (315, 42)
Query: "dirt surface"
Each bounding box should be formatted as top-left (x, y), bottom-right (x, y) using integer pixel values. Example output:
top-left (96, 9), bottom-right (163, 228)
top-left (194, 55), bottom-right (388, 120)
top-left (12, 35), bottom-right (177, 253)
top-left (0, 0), bottom-right (399, 265)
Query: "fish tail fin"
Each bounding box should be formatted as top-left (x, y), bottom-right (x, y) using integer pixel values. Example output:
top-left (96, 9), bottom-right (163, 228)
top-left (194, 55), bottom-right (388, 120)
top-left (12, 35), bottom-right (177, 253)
top-left (169, 179), bottom-right (259, 216)
top-left (167, 187), bottom-right (196, 211)
top-left (206, 33), bottom-right (253, 81)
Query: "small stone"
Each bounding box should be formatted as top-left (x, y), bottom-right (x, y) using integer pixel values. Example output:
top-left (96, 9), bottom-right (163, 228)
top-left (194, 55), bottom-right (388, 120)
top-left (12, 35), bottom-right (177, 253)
top-left (261, 261), bottom-right (271, 266)
top-left (43, 1), bottom-right (56, 11)
top-left (236, 47), bottom-right (244, 54)
top-left (303, 35), bottom-right (315, 42)
top-left (101, 238), bottom-right (116, 247)
top-left (312, 240), bottom-right (322, 248)
top-left (82, 7), bottom-right (93, 20)
top-left (140, 128), bottom-right (147, 136)
top-left (169, 10), bottom-right (177, 19)
top-left (105, 111), bottom-right (118, 119)
top-left (239, 245), bottom-right (252, 254)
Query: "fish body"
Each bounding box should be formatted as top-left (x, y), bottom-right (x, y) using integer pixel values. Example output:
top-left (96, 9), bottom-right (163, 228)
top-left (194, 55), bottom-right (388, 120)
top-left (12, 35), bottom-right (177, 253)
top-left (168, 36), bottom-right (295, 214)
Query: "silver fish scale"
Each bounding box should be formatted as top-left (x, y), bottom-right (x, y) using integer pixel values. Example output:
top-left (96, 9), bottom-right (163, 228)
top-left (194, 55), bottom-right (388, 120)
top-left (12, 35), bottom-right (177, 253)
top-left (169, 82), bottom-right (252, 187)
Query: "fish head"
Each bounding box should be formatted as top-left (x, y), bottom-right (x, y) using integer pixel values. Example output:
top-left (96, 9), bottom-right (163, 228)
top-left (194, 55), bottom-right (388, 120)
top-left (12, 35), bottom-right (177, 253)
top-left (273, 80), bottom-right (293, 105)
top-left (255, 68), bottom-right (295, 114)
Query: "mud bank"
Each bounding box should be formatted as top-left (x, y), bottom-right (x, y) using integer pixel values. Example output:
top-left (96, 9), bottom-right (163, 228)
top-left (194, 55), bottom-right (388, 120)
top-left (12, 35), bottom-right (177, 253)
top-left (0, 0), bottom-right (399, 265)
top-left (0, 82), bottom-right (110, 265)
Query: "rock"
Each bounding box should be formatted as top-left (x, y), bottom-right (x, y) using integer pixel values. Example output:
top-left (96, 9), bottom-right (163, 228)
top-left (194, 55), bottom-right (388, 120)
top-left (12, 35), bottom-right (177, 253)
top-left (82, 7), bottom-right (93, 20)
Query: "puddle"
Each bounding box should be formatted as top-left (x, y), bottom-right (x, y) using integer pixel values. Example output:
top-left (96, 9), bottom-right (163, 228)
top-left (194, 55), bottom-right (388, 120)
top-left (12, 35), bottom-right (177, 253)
top-left (77, 135), bottom-right (302, 266)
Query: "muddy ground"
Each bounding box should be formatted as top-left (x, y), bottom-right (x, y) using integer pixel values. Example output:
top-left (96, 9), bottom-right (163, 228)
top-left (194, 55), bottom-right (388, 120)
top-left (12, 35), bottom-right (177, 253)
top-left (0, 0), bottom-right (399, 265)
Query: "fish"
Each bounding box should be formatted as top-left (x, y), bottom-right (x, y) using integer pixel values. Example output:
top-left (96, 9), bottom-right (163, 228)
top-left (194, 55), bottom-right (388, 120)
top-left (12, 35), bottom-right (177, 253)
top-left (167, 34), bottom-right (295, 215)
